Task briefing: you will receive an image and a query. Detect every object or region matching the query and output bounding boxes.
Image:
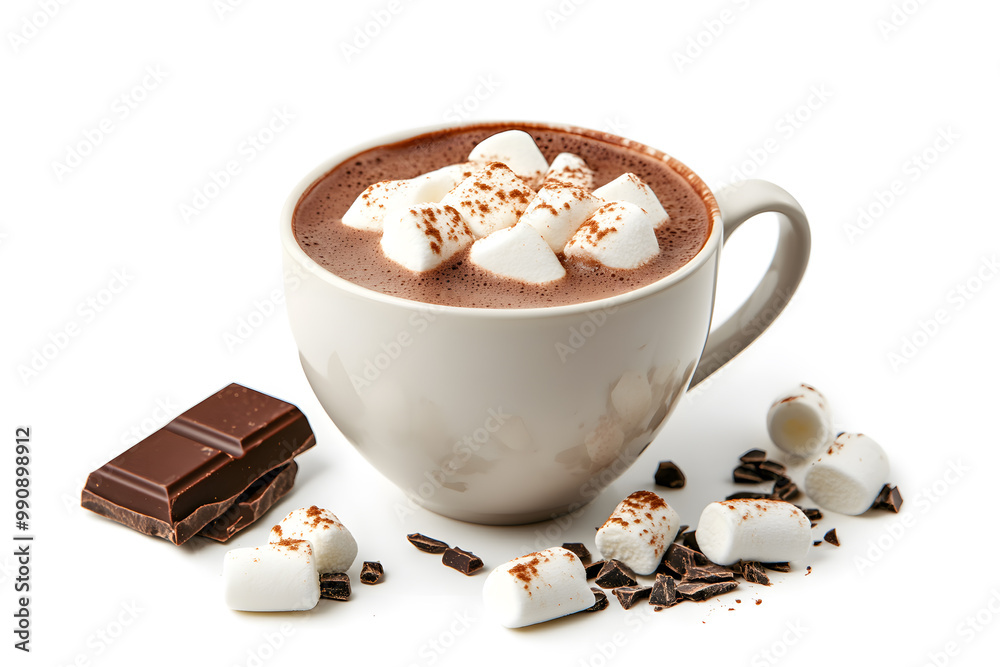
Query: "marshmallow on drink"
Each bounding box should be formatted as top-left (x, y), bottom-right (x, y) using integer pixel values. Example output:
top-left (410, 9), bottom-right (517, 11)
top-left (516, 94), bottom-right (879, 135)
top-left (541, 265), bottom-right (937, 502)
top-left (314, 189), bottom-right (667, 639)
top-left (696, 499), bottom-right (812, 567)
top-left (223, 540), bottom-right (320, 611)
top-left (767, 384), bottom-right (833, 457)
top-left (380, 203), bottom-right (475, 272)
top-left (482, 547), bottom-right (595, 628)
top-left (519, 182), bottom-right (602, 252)
top-left (595, 490), bottom-right (681, 575)
top-left (269, 506), bottom-right (358, 574)
top-left (469, 223), bottom-right (566, 284)
top-left (468, 130), bottom-right (549, 187)
top-left (564, 202), bottom-right (659, 269)
top-left (418, 162), bottom-right (479, 200)
top-left (593, 173), bottom-right (670, 228)
top-left (441, 162), bottom-right (535, 238)
top-left (543, 152), bottom-right (594, 189)
top-left (804, 433), bottom-right (889, 515)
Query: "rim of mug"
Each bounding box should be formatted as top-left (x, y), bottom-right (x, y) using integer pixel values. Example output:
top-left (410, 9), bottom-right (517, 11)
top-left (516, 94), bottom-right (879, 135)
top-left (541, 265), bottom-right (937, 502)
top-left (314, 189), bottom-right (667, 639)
top-left (279, 120), bottom-right (723, 318)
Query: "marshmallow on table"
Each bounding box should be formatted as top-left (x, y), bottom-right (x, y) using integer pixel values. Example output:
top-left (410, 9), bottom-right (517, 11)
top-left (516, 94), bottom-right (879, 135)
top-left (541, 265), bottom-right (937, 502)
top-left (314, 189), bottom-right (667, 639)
top-left (519, 182), bottom-right (602, 252)
top-left (564, 202), bottom-right (660, 269)
top-left (223, 540), bottom-right (320, 611)
top-left (593, 173), bottom-right (670, 228)
top-left (595, 490), bottom-right (681, 575)
top-left (482, 547), bottom-right (595, 628)
top-left (380, 203), bottom-right (475, 272)
top-left (767, 383), bottom-right (833, 457)
top-left (440, 162), bottom-right (535, 238)
top-left (804, 433), bottom-right (889, 515)
top-left (269, 506), bottom-right (358, 574)
top-left (468, 130), bottom-right (549, 188)
top-left (469, 223), bottom-right (566, 284)
top-left (543, 152), bottom-right (594, 189)
top-left (696, 499), bottom-right (812, 567)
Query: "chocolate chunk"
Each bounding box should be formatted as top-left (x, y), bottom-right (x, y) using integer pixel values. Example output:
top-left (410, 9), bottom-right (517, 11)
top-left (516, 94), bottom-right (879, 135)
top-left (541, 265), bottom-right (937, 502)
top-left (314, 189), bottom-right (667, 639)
top-left (677, 580), bottom-right (739, 601)
top-left (762, 562), bottom-right (791, 573)
top-left (561, 542), bottom-right (591, 562)
top-left (585, 560), bottom-right (607, 580)
top-left (583, 588), bottom-right (609, 613)
top-left (320, 573), bottom-right (351, 601)
top-left (871, 484), bottom-right (903, 513)
top-left (740, 449), bottom-right (767, 464)
top-left (738, 561), bottom-right (771, 586)
top-left (824, 528), bottom-right (840, 546)
top-left (649, 574), bottom-right (679, 608)
top-left (757, 460), bottom-right (787, 480)
top-left (595, 560), bottom-right (637, 589)
top-left (679, 530), bottom-right (701, 552)
top-left (442, 547), bottom-right (483, 575)
top-left (198, 462), bottom-right (297, 542)
top-left (684, 564), bottom-right (735, 583)
top-left (407, 533), bottom-right (449, 554)
top-left (654, 461), bottom-right (686, 488)
top-left (662, 543), bottom-right (708, 577)
top-left (81, 384), bottom-right (315, 545)
top-left (726, 491), bottom-right (772, 501)
top-left (800, 507), bottom-right (823, 522)
top-left (360, 561), bottom-right (384, 584)
top-left (771, 476), bottom-right (800, 501)
top-left (675, 525), bottom-right (689, 540)
top-left (733, 464), bottom-right (767, 484)
top-left (614, 585), bottom-right (652, 609)
top-left (813, 540), bottom-right (822, 546)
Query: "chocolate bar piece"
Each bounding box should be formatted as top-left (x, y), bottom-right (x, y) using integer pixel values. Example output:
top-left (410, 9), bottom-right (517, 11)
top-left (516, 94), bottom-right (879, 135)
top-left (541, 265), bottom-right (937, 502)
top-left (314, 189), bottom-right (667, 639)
top-left (654, 461), bottom-right (686, 488)
top-left (320, 573), bottom-right (351, 601)
top-left (614, 585), bottom-right (652, 609)
top-left (583, 588), bottom-right (609, 613)
top-left (594, 560), bottom-right (637, 589)
top-left (649, 574), bottom-right (678, 608)
top-left (561, 542), bottom-right (591, 562)
top-left (360, 561), bottom-right (384, 585)
top-left (199, 462), bottom-right (298, 542)
top-left (407, 533), bottom-right (450, 554)
top-left (81, 384), bottom-right (315, 544)
top-left (442, 547), bottom-right (483, 575)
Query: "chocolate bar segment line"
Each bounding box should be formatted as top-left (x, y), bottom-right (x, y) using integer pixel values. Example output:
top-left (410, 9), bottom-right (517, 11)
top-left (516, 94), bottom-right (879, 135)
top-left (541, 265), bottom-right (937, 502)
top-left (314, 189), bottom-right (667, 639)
top-left (81, 384), bottom-right (315, 545)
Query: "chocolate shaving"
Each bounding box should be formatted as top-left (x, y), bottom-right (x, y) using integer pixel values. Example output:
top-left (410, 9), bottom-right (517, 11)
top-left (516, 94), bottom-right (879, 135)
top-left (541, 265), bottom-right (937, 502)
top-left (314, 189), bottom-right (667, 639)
top-left (762, 562), bottom-right (791, 573)
top-left (739, 449), bottom-right (767, 464)
top-left (823, 528), bottom-right (840, 546)
top-left (737, 561), bottom-right (771, 586)
top-left (771, 476), bottom-right (800, 501)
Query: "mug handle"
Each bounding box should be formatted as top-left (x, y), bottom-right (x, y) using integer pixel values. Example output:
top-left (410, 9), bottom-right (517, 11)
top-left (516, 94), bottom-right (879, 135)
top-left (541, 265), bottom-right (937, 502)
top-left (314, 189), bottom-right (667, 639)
top-left (690, 179), bottom-right (811, 386)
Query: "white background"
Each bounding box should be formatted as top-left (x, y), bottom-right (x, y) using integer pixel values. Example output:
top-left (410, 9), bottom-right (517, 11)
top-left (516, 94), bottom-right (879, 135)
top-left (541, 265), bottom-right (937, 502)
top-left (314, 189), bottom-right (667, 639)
top-left (4, 1), bottom-right (999, 665)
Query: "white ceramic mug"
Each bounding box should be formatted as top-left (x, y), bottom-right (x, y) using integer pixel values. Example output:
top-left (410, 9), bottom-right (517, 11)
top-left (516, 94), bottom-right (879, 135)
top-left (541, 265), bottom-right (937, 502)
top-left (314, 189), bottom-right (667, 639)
top-left (280, 122), bottom-right (810, 525)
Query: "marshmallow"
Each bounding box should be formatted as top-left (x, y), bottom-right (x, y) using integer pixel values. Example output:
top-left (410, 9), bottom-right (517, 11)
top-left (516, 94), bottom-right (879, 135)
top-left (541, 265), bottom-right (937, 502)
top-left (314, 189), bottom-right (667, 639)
top-left (543, 152), bottom-right (594, 189)
top-left (767, 384), bottom-right (833, 457)
top-left (416, 162), bottom-right (480, 201)
top-left (804, 433), bottom-right (889, 515)
top-left (269, 506), bottom-right (358, 574)
top-left (469, 222), bottom-right (566, 284)
top-left (595, 490), bottom-right (681, 575)
top-left (342, 179), bottom-right (429, 232)
top-left (564, 202), bottom-right (660, 269)
top-left (440, 162), bottom-right (534, 238)
top-left (696, 499), bottom-right (812, 567)
top-left (593, 173), bottom-right (669, 228)
top-left (468, 130), bottom-right (548, 187)
top-left (611, 371), bottom-right (653, 429)
top-left (482, 547), bottom-right (595, 628)
top-left (380, 203), bottom-right (475, 272)
top-left (519, 182), bottom-right (602, 252)
top-left (223, 540), bottom-right (320, 611)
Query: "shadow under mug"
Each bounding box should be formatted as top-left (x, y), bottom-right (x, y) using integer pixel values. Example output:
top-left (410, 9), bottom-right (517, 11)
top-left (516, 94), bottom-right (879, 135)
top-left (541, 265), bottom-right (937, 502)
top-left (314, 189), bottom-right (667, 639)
top-left (280, 121), bottom-right (810, 525)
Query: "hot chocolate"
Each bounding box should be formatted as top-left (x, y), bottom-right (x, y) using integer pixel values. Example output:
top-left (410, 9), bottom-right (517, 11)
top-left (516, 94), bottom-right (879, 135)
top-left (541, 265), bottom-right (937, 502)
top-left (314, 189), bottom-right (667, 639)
top-left (292, 123), bottom-right (712, 308)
